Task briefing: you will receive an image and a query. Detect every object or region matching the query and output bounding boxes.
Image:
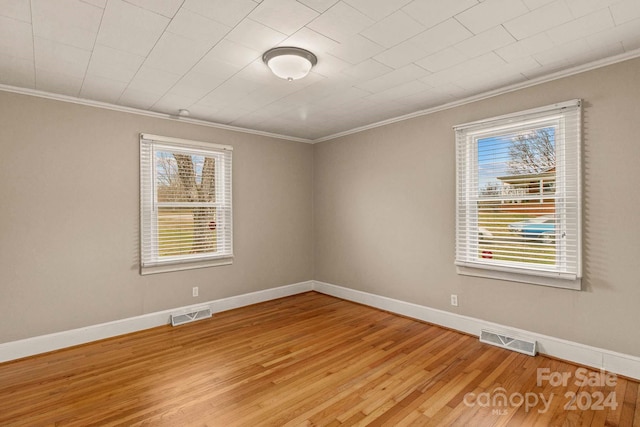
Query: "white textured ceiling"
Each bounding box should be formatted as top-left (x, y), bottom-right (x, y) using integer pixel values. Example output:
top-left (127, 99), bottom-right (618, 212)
top-left (1, 0), bottom-right (639, 140)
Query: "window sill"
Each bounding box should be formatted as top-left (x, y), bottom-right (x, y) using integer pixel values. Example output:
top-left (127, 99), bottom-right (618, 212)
top-left (456, 264), bottom-right (581, 290)
top-left (140, 257), bottom-right (233, 275)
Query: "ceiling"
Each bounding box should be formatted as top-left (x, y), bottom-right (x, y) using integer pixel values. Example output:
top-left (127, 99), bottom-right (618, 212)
top-left (1, 0), bottom-right (639, 141)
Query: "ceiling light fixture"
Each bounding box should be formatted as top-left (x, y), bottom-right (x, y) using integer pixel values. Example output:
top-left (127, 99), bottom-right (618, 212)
top-left (262, 46), bottom-right (317, 81)
top-left (178, 109), bottom-right (190, 117)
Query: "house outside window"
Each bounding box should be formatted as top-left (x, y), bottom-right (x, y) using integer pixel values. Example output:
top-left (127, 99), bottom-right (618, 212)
top-left (140, 134), bottom-right (233, 275)
top-left (455, 100), bottom-right (581, 289)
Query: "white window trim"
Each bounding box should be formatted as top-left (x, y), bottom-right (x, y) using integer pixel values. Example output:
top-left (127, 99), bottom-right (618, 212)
top-left (140, 133), bottom-right (233, 275)
top-left (454, 100), bottom-right (582, 290)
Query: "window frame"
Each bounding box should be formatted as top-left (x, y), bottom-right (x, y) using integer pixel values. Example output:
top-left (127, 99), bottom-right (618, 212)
top-left (140, 134), bottom-right (233, 275)
top-left (454, 100), bottom-right (582, 290)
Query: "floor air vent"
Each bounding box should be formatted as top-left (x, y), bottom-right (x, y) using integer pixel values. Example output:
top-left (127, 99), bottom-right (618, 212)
top-left (480, 329), bottom-right (537, 356)
top-left (171, 307), bottom-right (212, 327)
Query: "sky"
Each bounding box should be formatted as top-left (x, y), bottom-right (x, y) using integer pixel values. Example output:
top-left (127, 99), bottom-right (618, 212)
top-left (156, 151), bottom-right (208, 186)
top-left (477, 126), bottom-right (555, 193)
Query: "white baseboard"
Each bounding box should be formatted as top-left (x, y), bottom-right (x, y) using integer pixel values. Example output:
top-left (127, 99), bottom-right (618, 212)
top-left (2, 279), bottom-right (638, 381)
top-left (312, 280), bottom-right (640, 380)
top-left (0, 281), bottom-right (313, 363)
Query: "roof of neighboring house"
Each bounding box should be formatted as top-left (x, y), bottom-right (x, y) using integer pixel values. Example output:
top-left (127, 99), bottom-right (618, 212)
top-left (497, 167), bottom-right (556, 184)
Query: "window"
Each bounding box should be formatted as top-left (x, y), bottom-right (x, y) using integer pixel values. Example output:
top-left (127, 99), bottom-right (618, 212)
top-left (140, 134), bottom-right (233, 274)
top-left (455, 100), bottom-right (581, 289)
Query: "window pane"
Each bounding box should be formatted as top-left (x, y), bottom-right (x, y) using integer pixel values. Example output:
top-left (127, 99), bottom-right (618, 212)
top-left (158, 207), bottom-right (218, 257)
top-left (477, 127), bottom-right (557, 265)
top-left (141, 136), bottom-right (233, 272)
top-left (155, 151), bottom-right (216, 203)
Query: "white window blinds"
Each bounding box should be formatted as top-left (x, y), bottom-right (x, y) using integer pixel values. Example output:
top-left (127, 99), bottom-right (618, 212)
top-left (454, 100), bottom-right (581, 289)
top-left (140, 134), bottom-right (233, 273)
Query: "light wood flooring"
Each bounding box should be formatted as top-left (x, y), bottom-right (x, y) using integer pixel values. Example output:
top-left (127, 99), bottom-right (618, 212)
top-left (0, 292), bottom-right (638, 426)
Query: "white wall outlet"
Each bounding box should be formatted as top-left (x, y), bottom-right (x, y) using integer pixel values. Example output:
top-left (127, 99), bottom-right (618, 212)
top-left (192, 287), bottom-right (199, 297)
top-left (450, 294), bottom-right (458, 307)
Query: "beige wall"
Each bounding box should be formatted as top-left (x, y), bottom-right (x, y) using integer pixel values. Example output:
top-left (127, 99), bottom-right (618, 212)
top-left (0, 92), bottom-right (313, 343)
top-left (2, 58), bottom-right (639, 358)
top-left (314, 58), bottom-right (640, 357)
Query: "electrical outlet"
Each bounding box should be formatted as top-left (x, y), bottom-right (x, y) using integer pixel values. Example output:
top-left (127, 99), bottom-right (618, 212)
top-left (192, 287), bottom-right (199, 297)
top-left (450, 294), bottom-right (458, 307)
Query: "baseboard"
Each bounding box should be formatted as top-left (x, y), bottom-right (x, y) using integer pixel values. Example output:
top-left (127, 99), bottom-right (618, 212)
top-left (3, 279), bottom-right (639, 381)
top-left (0, 280), bottom-right (313, 363)
top-left (313, 280), bottom-right (640, 380)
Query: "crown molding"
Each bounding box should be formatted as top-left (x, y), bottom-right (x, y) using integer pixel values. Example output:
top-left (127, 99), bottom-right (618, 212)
top-left (2, 47), bottom-right (639, 145)
top-left (0, 84), bottom-right (313, 144)
top-left (312, 48), bottom-right (640, 143)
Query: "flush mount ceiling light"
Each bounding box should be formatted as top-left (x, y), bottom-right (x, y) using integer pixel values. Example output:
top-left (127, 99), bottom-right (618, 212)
top-left (262, 47), bottom-right (317, 81)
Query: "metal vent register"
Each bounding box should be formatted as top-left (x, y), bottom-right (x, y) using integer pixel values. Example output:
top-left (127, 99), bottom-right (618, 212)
top-left (171, 307), bottom-right (212, 327)
top-left (480, 329), bottom-right (537, 356)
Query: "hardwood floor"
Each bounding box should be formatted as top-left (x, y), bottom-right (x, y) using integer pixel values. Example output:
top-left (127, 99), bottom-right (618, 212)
top-left (0, 292), bottom-right (638, 426)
